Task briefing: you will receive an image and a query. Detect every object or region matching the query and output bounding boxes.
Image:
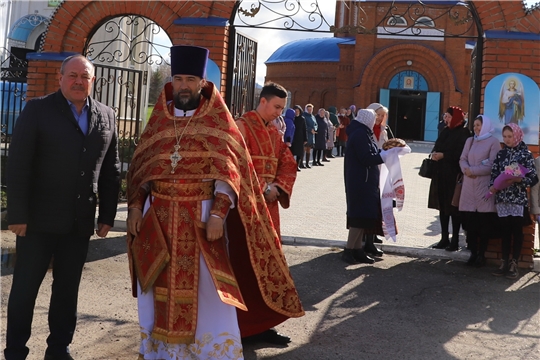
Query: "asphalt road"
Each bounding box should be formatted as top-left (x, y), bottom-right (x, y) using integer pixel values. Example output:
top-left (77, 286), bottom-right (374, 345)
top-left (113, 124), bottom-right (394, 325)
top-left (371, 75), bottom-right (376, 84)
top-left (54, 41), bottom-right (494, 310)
top-left (1, 237), bottom-right (539, 360)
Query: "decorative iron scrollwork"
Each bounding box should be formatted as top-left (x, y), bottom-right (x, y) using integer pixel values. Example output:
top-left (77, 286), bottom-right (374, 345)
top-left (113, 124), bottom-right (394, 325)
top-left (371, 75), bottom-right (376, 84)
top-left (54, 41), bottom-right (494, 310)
top-left (331, 1), bottom-right (478, 39)
top-left (0, 47), bottom-right (28, 81)
top-left (235, 0), bottom-right (333, 32)
top-left (85, 15), bottom-right (170, 65)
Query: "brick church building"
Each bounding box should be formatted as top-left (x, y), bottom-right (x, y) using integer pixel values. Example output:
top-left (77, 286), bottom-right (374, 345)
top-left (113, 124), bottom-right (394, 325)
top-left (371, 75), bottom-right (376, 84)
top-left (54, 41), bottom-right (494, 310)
top-left (265, 0), bottom-right (539, 143)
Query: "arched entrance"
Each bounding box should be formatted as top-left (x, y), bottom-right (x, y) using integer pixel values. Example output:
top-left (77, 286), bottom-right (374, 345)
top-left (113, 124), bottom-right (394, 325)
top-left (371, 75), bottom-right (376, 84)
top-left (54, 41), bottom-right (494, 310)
top-left (383, 70), bottom-right (431, 141)
top-left (82, 15), bottom-right (171, 179)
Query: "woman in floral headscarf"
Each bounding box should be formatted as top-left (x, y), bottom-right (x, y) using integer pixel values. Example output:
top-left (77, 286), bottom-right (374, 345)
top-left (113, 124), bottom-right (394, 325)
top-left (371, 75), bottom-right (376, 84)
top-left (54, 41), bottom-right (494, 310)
top-left (458, 115), bottom-right (501, 267)
top-left (428, 106), bottom-right (471, 251)
top-left (489, 123), bottom-right (537, 279)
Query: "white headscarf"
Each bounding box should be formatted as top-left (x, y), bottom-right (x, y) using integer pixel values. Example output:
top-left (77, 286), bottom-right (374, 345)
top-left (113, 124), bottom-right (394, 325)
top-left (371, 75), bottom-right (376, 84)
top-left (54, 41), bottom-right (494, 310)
top-left (355, 109), bottom-right (376, 130)
top-left (475, 114), bottom-right (494, 141)
top-left (366, 103), bottom-right (388, 113)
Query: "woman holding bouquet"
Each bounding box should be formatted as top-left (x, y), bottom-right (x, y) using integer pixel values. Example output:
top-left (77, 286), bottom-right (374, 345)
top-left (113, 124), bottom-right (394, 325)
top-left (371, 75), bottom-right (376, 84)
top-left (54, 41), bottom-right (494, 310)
top-left (428, 106), bottom-right (471, 251)
top-left (458, 115), bottom-right (501, 267)
top-left (490, 123), bottom-right (538, 279)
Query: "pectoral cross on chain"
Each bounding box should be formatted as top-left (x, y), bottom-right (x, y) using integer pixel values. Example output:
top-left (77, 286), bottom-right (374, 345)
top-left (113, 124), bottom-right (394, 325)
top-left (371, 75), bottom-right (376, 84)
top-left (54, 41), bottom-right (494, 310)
top-left (170, 145), bottom-right (182, 174)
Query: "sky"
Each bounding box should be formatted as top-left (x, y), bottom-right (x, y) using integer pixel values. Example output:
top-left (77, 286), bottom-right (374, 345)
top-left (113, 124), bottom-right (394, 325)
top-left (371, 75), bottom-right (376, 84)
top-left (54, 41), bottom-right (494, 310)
top-left (152, 0), bottom-right (537, 85)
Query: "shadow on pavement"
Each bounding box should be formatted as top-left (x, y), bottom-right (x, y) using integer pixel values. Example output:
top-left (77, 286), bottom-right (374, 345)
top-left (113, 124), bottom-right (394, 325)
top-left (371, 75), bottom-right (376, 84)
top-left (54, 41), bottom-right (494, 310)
top-left (86, 235), bottom-right (127, 263)
top-left (244, 248), bottom-right (540, 360)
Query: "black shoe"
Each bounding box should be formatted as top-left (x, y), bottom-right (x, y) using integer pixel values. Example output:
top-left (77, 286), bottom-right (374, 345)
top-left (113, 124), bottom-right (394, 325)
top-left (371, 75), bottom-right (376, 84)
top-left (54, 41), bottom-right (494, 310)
top-left (312, 162), bottom-right (319, 166)
top-left (492, 260), bottom-right (508, 276)
top-left (44, 353), bottom-right (74, 360)
top-left (474, 255), bottom-right (486, 268)
top-left (364, 241), bottom-right (384, 257)
top-left (445, 236), bottom-right (459, 251)
top-left (297, 167), bottom-right (301, 172)
top-left (466, 252), bottom-right (478, 266)
top-left (342, 248), bottom-right (359, 264)
top-left (306, 164), bottom-right (311, 168)
top-left (352, 249), bottom-right (375, 264)
top-left (373, 236), bottom-right (383, 244)
top-left (322, 159), bottom-right (330, 162)
top-left (445, 244), bottom-right (459, 252)
top-left (329, 154), bottom-right (336, 158)
top-left (242, 329), bottom-right (291, 345)
top-left (432, 237), bottom-right (450, 249)
top-left (317, 162), bottom-right (325, 166)
top-left (299, 164), bottom-right (306, 169)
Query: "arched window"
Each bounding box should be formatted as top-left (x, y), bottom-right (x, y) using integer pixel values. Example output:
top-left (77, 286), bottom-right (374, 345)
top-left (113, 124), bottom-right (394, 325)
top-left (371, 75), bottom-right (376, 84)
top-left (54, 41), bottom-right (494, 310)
top-left (387, 15), bottom-right (407, 26)
top-left (415, 16), bottom-right (435, 27)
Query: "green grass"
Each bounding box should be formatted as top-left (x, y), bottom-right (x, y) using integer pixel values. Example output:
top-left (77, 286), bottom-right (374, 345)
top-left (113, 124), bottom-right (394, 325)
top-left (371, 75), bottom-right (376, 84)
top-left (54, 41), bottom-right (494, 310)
top-left (147, 106), bottom-right (154, 120)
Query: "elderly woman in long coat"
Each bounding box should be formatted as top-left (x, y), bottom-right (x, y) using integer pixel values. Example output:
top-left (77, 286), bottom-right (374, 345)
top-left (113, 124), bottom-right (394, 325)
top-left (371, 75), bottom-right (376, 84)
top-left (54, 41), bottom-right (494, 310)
top-left (458, 115), bottom-right (501, 266)
top-left (428, 106), bottom-right (471, 251)
top-left (313, 108), bottom-right (328, 166)
top-left (291, 105), bottom-right (307, 171)
top-left (343, 109), bottom-right (399, 265)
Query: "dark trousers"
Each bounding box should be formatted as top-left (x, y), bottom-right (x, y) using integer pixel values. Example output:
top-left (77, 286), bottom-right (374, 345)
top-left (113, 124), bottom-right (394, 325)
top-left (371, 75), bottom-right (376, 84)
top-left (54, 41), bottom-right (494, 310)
top-left (4, 230), bottom-right (90, 360)
top-left (499, 215), bottom-right (524, 261)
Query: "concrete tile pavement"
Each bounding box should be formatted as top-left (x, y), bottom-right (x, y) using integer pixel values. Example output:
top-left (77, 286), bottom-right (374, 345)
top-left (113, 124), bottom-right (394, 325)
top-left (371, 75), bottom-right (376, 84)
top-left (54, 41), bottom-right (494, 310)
top-left (111, 142), bottom-right (539, 271)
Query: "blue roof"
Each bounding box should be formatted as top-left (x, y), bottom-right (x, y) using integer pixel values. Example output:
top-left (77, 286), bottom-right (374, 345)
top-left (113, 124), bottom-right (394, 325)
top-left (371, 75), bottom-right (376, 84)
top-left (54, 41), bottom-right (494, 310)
top-left (8, 14), bottom-right (49, 42)
top-left (265, 37), bottom-right (355, 64)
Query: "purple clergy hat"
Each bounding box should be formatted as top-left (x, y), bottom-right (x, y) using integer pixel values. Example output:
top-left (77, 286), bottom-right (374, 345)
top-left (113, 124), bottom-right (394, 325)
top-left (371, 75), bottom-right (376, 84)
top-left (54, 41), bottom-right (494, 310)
top-left (170, 45), bottom-right (209, 78)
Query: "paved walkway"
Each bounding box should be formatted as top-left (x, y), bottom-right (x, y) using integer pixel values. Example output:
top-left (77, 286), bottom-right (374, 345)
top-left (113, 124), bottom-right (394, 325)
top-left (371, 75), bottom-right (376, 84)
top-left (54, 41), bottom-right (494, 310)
top-left (111, 142), bottom-right (539, 268)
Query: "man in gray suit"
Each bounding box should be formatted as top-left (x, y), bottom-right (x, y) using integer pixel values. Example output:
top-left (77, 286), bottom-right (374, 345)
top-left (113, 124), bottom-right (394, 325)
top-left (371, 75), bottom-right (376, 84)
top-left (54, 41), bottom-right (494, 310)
top-left (4, 54), bottom-right (120, 360)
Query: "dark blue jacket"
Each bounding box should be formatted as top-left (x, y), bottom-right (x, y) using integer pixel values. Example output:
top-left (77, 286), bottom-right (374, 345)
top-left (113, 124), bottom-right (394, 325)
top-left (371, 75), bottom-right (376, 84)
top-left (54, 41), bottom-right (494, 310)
top-left (314, 114), bottom-right (328, 150)
top-left (344, 120), bottom-right (383, 221)
top-left (7, 90), bottom-right (121, 236)
top-left (283, 108), bottom-right (295, 143)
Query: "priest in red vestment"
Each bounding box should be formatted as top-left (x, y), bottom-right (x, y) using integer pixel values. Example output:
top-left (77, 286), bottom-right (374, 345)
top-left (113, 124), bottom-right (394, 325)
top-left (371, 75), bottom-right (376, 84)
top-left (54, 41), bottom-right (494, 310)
top-left (234, 82), bottom-right (299, 345)
top-left (126, 46), bottom-right (303, 360)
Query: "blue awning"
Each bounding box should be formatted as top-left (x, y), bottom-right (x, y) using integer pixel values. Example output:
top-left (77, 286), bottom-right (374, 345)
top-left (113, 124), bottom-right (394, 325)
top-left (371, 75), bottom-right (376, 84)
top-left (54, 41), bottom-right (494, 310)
top-left (8, 14), bottom-right (49, 43)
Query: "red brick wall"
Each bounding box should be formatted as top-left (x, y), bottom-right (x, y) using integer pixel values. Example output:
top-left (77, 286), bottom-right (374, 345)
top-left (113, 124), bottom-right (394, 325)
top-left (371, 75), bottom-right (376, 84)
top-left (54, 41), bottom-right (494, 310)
top-left (476, 1), bottom-right (540, 269)
top-left (265, 62), bottom-right (338, 109)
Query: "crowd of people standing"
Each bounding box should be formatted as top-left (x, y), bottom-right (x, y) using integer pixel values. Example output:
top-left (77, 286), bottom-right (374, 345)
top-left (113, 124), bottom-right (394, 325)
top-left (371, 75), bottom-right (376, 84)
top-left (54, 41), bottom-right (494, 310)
top-left (282, 103), bottom-right (359, 171)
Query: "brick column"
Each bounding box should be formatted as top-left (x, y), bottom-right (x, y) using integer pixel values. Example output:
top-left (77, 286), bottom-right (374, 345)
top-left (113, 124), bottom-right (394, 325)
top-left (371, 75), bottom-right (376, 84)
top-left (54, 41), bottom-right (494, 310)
top-left (26, 52), bottom-right (77, 100)
top-left (481, 33), bottom-right (540, 270)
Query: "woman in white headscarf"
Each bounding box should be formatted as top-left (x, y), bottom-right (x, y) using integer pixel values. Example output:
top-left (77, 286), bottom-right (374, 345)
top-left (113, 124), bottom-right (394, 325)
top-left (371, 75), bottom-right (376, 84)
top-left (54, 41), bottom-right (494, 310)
top-left (342, 109), bottom-right (403, 265)
top-left (366, 103), bottom-right (394, 149)
top-left (458, 115), bottom-right (501, 267)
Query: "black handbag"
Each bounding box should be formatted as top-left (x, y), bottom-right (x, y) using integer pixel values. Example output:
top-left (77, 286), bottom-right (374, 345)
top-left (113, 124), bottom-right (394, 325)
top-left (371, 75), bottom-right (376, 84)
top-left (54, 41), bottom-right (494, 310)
top-left (419, 155), bottom-right (435, 178)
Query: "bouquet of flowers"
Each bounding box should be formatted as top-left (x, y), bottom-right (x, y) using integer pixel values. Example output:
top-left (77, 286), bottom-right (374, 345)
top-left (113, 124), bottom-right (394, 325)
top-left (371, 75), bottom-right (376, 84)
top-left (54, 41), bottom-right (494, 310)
top-left (484, 162), bottom-right (529, 199)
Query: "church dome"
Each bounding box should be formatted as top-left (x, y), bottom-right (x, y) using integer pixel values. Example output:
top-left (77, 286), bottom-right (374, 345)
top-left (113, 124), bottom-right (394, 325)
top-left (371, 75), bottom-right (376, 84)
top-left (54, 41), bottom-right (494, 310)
top-left (265, 37), bottom-right (355, 64)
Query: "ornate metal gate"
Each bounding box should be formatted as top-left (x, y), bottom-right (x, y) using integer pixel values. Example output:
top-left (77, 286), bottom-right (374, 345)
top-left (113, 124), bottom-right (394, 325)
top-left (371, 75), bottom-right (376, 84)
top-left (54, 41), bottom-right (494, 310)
top-left (83, 14), bottom-right (170, 196)
top-left (0, 49), bottom-right (28, 192)
top-left (91, 64), bottom-right (145, 181)
top-left (225, 31), bottom-right (257, 119)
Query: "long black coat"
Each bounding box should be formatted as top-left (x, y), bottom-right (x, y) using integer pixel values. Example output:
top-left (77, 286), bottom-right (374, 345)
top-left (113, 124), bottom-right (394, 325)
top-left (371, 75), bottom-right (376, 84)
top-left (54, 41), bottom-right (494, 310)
top-left (291, 114), bottom-right (307, 158)
top-left (344, 120), bottom-right (384, 229)
top-left (428, 123), bottom-right (471, 213)
top-left (7, 90), bottom-right (121, 236)
top-left (314, 114), bottom-right (328, 150)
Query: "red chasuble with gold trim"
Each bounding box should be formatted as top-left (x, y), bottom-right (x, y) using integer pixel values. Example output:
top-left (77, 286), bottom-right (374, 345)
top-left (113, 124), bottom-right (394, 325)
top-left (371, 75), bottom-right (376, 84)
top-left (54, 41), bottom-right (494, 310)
top-left (235, 110), bottom-right (297, 238)
top-left (126, 82), bottom-right (304, 344)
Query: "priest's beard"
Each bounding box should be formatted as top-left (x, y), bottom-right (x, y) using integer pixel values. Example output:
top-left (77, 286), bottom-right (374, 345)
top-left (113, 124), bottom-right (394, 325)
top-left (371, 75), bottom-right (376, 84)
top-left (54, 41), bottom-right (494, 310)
top-left (174, 89), bottom-right (202, 111)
